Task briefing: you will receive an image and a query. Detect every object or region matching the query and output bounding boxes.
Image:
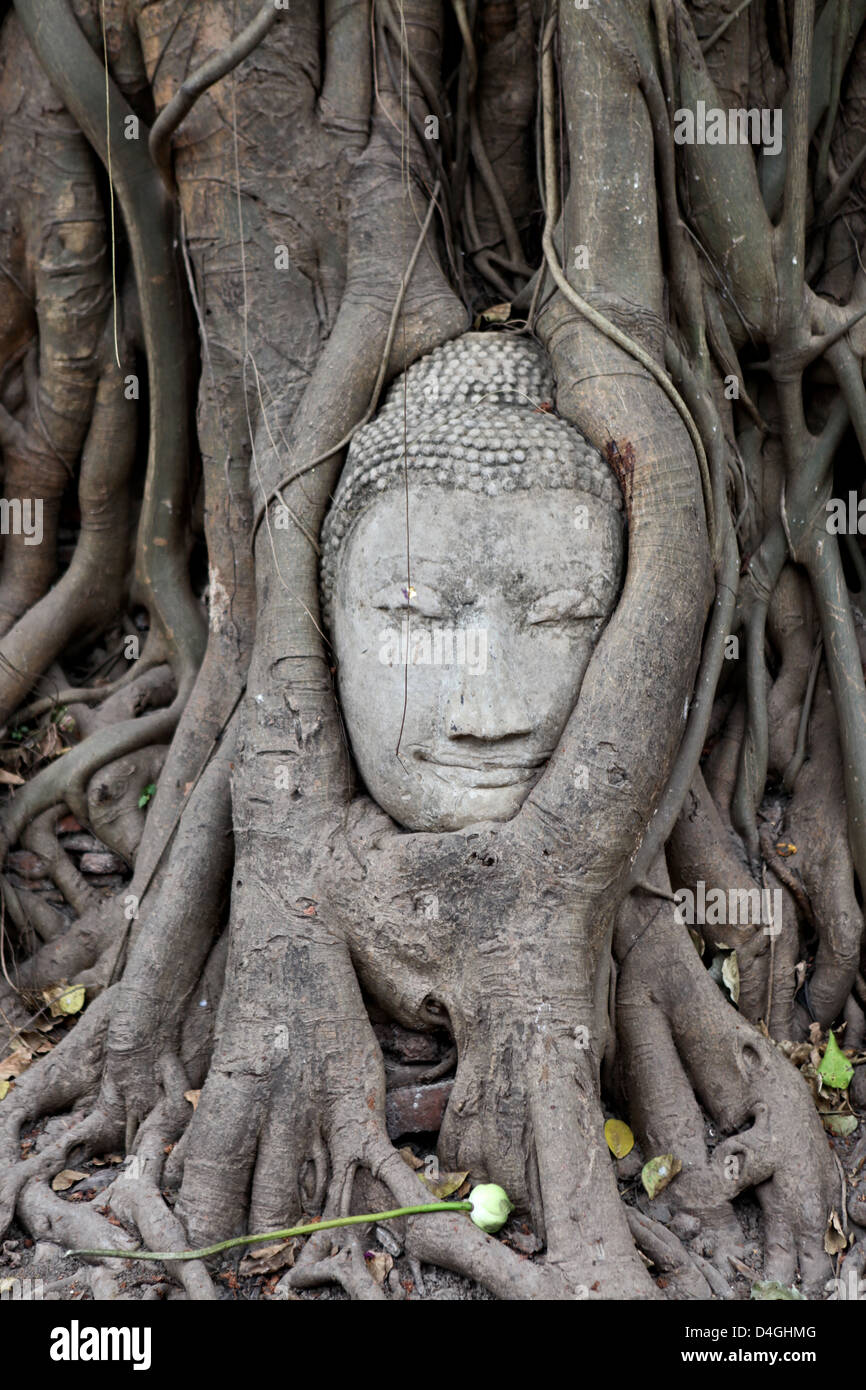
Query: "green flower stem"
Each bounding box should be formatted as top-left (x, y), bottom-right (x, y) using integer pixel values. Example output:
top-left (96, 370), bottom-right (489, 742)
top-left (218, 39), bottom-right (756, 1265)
top-left (67, 1201), bottom-right (473, 1262)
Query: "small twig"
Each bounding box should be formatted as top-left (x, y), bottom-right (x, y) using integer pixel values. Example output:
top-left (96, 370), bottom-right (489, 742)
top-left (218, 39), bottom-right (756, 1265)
top-left (701, 0), bottom-right (755, 52)
top-left (821, 138), bottom-right (866, 225)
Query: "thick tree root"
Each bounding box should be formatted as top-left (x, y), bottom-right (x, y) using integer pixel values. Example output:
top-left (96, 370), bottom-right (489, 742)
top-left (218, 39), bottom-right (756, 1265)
top-left (614, 866), bottom-right (837, 1296)
top-left (783, 676), bottom-right (864, 1026)
top-left (17, 1179), bottom-right (138, 1265)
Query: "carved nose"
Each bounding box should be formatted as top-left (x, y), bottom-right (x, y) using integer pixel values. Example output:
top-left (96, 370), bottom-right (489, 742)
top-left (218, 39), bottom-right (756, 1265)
top-left (445, 694), bottom-right (534, 742)
top-left (443, 635), bottom-right (533, 742)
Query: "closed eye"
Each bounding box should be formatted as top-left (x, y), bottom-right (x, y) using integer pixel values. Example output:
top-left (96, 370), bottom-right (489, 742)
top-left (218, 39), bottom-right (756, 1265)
top-left (526, 588), bottom-right (603, 625)
top-left (371, 583), bottom-right (445, 619)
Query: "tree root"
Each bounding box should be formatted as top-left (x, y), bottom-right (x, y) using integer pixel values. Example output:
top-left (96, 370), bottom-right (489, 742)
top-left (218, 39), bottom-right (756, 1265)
top-left (0, 11), bottom-right (110, 636)
top-left (783, 675), bottom-right (864, 1025)
top-left (22, 808), bottom-right (98, 918)
top-left (103, 1055), bottom-right (216, 1299)
top-left (0, 312), bottom-right (137, 726)
top-left (614, 864), bottom-right (837, 1296)
top-left (668, 768), bottom-right (794, 1031)
top-left (626, 1208), bottom-right (717, 1298)
top-left (102, 741), bottom-right (234, 1130)
top-left (17, 1179), bottom-right (137, 1266)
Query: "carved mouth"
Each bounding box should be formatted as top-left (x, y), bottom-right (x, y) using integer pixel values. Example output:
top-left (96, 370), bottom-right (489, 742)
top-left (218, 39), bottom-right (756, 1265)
top-left (415, 749), bottom-right (550, 789)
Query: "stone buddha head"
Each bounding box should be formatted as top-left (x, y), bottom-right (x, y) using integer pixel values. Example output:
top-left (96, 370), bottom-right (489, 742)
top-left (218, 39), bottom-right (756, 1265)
top-left (320, 333), bottom-right (624, 832)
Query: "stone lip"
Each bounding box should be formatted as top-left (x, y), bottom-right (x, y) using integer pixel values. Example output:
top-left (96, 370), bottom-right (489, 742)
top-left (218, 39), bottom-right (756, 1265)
top-left (417, 750), bottom-right (546, 790)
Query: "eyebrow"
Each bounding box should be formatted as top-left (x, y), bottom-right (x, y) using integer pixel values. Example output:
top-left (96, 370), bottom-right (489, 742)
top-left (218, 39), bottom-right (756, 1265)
top-left (376, 556), bottom-right (449, 566)
top-left (372, 557), bottom-right (597, 582)
top-left (372, 557), bottom-right (451, 577)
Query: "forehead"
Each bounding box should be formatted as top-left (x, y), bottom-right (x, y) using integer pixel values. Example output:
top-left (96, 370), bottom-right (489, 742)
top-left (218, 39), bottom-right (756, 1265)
top-left (337, 483), bottom-right (622, 588)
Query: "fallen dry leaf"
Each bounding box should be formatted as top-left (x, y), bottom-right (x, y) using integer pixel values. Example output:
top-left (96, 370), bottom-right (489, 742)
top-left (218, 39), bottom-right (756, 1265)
top-left (473, 301), bottom-right (511, 328)
top-left (37, 723), bottom-right (62, 760)
top-left (52, 1169), bottom-right (90, 1192)
top-left (419, 1169), bottom-right (469, 1200)
top-left (364, 1251), bottom-right (393, 1285)
top-left (14, 1030), bottom-right (53, 1053)
top-left (0, 1048), bottom-right (33, 1080)
top-left (824, 1210), bottom-right (848, 1256)
top-left (239, 1240), bottom-right (297, 1276)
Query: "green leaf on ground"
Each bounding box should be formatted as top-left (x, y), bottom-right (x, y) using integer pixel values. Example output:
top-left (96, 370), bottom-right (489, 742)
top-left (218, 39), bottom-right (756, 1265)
top-left (641, 1153), bottom-right (681, 1199)
top-left (818, 1031), bottom-right (853, 1090)
top-left (821, 1113), bottom-right (858, 1137)
top-left (751, 1281), bottom-right (806, 1300)
top-left (56, 984), bottom-right (85, 1016)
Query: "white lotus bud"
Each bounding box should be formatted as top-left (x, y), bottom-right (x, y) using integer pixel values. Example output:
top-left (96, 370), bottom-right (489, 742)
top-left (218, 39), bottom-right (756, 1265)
top-left (468, 1183), bottom-right (513, 1233)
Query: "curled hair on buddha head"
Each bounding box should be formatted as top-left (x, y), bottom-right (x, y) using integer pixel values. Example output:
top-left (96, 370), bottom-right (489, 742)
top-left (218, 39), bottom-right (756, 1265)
top-left (319, 332), bottom-right (623, 630)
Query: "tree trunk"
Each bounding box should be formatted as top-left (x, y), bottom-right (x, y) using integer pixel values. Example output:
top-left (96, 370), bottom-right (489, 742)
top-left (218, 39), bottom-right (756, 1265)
top-left (0, 0), bottom-right (862, 1302)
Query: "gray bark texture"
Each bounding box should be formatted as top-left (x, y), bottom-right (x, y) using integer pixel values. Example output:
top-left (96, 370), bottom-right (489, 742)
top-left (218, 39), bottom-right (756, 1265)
top-left (0, 0), bottom-right (863, 1302)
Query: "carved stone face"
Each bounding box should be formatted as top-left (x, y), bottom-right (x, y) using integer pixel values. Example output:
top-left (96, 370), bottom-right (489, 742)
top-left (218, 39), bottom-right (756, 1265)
top-left (331, 482), bottom-right (623, 831)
